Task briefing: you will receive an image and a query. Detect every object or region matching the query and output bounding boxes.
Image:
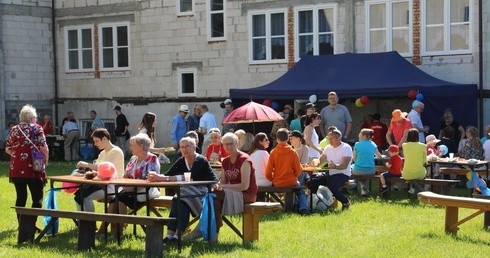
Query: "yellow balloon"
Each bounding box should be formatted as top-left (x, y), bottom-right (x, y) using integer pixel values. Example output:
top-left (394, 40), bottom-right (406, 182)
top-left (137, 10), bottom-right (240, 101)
top-left (355, 98), bottom-right (363, 107)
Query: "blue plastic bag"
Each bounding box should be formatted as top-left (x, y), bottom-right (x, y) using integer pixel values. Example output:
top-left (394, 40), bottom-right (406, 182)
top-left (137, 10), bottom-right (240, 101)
top-left (44, 189), bottom-right (59, 235)
top-left (198, 193), bottom-right (217, 241)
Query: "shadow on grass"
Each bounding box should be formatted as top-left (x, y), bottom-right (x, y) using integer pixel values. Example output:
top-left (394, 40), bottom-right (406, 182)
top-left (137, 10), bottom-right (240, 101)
top-left (420, 232), bottom-right (490, 246)
top-left (0, 229), bottom-right (16, 243)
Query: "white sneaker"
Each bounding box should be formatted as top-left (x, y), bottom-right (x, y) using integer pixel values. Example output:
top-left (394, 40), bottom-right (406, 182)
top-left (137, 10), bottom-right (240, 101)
top-left (361, 187), bottom-right (369, 197)
top-left (408, 188), bottom-right (415, 194)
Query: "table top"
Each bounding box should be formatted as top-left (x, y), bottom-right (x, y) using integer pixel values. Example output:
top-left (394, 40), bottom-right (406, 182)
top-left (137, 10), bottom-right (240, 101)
top-left (48, 175), bottom-right (217, 187)
top-left (428, 157), bottom-right (488, 166)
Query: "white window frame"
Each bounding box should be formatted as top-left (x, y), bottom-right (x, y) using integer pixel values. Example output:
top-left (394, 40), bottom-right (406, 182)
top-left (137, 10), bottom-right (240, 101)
top-left (207, 0), bottom-right (226, 41)
top-left (365, 0), bottom-right (412, 56)
top-left (421, 0), bottom-right (472, 55)
top-left (294, 4), bottom-right (337, 61)
top-left (63, 25), bottom-right (94, 72)
top-left (177, 67), bottom-right (197, 97)
top-left (248, 9), bottom-right (288, 64)
top-left (98, 22), bottom-right (131, 71)
top-left (176, 0), bottom-right (194, 16)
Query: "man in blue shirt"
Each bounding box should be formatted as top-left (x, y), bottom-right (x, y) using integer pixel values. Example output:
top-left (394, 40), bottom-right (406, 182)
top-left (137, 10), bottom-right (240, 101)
top-left (172, 105), bottom-right (189, 149)
top-left (90, 110), bottom-right (105, 132)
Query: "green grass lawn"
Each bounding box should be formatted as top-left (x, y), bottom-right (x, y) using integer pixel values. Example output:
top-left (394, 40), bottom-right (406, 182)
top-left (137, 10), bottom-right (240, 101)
top-left (1, 160), bottom-right (489, 257)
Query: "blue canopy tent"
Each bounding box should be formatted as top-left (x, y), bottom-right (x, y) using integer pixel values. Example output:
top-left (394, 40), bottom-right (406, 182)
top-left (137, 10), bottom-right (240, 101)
top-left (230, 51), bottom-right (478, 135)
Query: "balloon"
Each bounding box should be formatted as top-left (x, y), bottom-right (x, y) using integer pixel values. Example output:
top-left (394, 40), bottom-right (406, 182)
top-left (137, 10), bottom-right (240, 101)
top-left (416, 93), bottom-right (424, 101)
top-left (412, 100), bottom-right (421, 109)
top-left (408, 90), bottom-right (417, 99)
top-left (438, 145), bottom-right (448, 156)
top-left (62, 181), bottom-right (78, 194)
top-left (271, 101), bottom-right (280, 111)
top-left (355, 98), bottom-right (363, 107)
top-left (360, 96), bottom-right (369, 105)
top-left (309, 94), bottom-right (317, 103)
top-left (97, 161), bottom-right (116, 180)
top-left (262, 99), bottom-right (272, 107)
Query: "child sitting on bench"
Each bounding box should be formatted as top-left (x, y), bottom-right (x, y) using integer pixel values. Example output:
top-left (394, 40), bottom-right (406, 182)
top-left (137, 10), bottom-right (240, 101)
top-left (379, 145), bottom-right (403, 195)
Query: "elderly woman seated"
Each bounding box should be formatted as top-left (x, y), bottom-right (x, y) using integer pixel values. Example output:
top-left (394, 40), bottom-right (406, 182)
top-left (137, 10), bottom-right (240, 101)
top-left (184, 133), bottom-right (257, 243)
top-left (147, 137), bottom-right (218, 244)
top-left (117, 133), bottom-right (161, 210)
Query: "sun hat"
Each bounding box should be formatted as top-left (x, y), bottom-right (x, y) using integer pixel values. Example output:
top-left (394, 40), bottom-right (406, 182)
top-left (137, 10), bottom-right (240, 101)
top-left (425, 134), bottom-right (441, 145)
top-left (179, 104), bottom-right (189, 113)
top-left (388, 145), bottom-right (399, 153)
top-left (391, 109), bottom-right (407, 122)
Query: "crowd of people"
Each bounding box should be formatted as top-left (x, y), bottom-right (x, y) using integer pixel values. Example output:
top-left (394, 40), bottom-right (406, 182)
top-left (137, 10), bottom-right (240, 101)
top-left (4, 92), bottom-right (490, 244)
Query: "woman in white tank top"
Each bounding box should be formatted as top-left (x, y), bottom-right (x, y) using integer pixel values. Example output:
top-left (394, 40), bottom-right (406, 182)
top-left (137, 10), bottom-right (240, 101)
top-left (304, 113), bottom-right (323, 163)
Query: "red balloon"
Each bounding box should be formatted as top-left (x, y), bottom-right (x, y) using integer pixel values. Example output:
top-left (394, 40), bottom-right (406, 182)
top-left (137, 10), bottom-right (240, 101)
top-left (262, 99), bottom-right (272, 107)
top-left (360, 96), bottom-right (369, 105)
top-left (62, 181), bottom-right (78, 194)
top-left (97, 162), bottom-right (116, 180)
top-left (408, 90), bottom-right (417, 99)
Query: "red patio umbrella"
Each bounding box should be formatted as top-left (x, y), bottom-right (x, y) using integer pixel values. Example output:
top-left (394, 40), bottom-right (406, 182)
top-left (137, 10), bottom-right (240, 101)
top-left (223, 101), bottom-right (284, 124)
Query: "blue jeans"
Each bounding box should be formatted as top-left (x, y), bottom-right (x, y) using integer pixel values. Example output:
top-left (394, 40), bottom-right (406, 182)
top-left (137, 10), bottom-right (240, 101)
top-left (327, 174), bottom-right (350, 204)
top-left (295, 172), bottom-right (309, 211)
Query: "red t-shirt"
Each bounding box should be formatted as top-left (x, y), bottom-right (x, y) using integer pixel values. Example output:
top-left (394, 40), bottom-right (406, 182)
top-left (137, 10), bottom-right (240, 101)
top-left (368, 121), bottom-right (388, 149)
top-left (388, 155), bottom-right (403, 175)
top-left (39, 120), bottom-right (53, 135)
top-left (221, 151), bottom-right (258, 196)
top-left (388, 118), bottom-right (412, 145)
top-left (205, 143), bottom-right (228, 162)
top-left (6, 123), bottom-right (47, 181)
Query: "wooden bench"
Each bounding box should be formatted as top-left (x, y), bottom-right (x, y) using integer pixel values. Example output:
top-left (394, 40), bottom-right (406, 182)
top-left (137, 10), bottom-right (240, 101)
top-left (386, 178), bottom-right (460, 196)
top-left (223, 202), bottom-right (282, 243)
top-left (257, 186), bottom-right (305, 212)
top-left (417, 191), bottom-right (490, 235)
top-left (13, 207), bottom-right (174, 257)
top-left (473, 194), bottom-right (490, 229)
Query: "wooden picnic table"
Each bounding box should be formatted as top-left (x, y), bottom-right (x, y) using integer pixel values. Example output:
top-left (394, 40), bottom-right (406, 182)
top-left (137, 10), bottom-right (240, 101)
top-left (48, 175), bottom-right (216, 251)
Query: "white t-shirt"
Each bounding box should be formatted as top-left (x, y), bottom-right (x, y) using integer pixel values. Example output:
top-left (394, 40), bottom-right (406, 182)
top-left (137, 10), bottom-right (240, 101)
top-left (321, 142), bottom-right (353, 176)
top-left (250, 150), bottom-right (272, 187)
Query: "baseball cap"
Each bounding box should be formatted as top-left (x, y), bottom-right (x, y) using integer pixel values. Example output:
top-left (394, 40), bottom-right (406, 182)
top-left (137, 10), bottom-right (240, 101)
top-left (113, 105), bottom-right (121, 111)
top-left (305, 103), bottom-right (315, 109)
top-left (289, 130), bottom-right (304, 140)
top-left (179, 104), bottom-right (189, 113)
top-left (388, 145), bottom-right (399, 153)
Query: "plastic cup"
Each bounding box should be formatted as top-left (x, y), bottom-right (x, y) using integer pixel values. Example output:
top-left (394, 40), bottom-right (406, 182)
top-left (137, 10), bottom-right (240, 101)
top-left (184, 172), bottom-right (191, 182)
top-left (449, 153), bottom-right (454, 159)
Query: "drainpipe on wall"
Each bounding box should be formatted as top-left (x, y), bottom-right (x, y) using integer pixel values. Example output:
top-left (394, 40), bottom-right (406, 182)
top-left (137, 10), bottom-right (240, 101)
top-left (478, 0), bottom-right (483, 130)
top-left (0, 6), bottom-right (5, 128)
top-left (52, 0), bottom-right (59, 126)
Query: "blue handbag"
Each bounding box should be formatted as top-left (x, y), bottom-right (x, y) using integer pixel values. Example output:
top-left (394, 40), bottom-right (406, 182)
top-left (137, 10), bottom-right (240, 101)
top-left (43, 189), bottom-right (59, 235)
top-left (198, 193), bottom-right (217, 241)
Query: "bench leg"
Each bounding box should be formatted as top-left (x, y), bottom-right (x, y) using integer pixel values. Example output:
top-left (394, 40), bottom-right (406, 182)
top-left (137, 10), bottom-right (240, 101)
top-left (18, 214), bottom-right (36, 244)
top-left (145, 223), bottom-right (163, 258)
top-left (243, 212), bottom-right (259, 244)
top-left (78, 220), bottom-right (96, 250)
top-left (445, 207), bottom-right (459, 235)
top-left (484, 211), bottom-right (490, 230)
top-left (284, 192), bottom-right (294, 212)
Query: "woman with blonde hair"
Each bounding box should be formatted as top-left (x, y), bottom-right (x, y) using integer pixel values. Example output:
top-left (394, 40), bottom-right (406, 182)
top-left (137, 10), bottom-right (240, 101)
top-left (234, 129), bottom-right (254, 153)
